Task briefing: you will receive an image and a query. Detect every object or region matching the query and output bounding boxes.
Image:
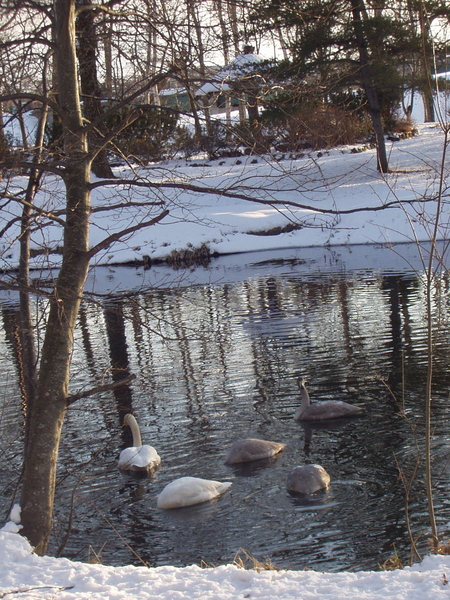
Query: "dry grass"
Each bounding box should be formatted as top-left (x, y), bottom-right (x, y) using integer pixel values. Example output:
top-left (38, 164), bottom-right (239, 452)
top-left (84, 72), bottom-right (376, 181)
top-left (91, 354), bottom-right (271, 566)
top-left (437, 541), bottom-right (450, 555)
top-left (167, 242), bottom-right (212, 268)
top-left (379, 548), bottom-right (404, 571)
top-left (232, 548), bottom-right (279, 572)
top-left (88, 542), bottom-right (107, 564)
top-left (201, 548), bottom-right (278, 572)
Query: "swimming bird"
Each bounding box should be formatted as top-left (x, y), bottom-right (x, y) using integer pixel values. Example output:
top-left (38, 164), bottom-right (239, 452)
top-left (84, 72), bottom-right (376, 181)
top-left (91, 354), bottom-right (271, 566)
top-left (294, 378), bottom-right (364, 421)
top-left (157, 476), bottom-right (232, 509)
top-left (224, 438), bottom-right (286, 465)
top-left (118, 413), bottom-right (161, 474)
top-left (286, 464), bottom-right (330, 494)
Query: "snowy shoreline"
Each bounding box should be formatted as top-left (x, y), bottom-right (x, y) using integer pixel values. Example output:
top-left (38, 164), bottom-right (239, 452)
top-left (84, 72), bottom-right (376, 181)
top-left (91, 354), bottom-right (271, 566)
top-left (1, 123), bottom-right (449, 277)
top-left (0, 240), bottom-right (437, 306)
top-left (1, 529), bottom-right (450, 600)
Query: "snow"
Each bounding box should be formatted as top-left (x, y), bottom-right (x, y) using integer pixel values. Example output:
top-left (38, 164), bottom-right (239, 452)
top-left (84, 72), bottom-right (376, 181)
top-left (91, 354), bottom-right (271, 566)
top-left (1, 527), bottom-right (450, 599)
top-left (1, 120), bottom-right (450, 281)
top-left (1, 111), bottom-right (450, 597)
top-left (196, 51), bottom-right (264, 95)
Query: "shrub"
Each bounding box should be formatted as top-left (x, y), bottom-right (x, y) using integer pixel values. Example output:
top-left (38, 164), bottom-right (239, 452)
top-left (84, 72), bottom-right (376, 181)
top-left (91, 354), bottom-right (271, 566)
top-left (170, 125), bottom-right (198, 158)
top-left (104, 103), bottom-right (178, 163)
top-left (0, 130), bottom-right (12, 161)
top-left (261, 101), bottom-right (373, 151)
top-left (230, 122), bottom-right (271, 155)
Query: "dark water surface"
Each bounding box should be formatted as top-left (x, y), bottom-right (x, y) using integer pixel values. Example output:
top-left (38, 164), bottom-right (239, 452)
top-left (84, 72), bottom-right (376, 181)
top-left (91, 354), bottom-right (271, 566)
top-left (1, 244), bottom-right (450, 571)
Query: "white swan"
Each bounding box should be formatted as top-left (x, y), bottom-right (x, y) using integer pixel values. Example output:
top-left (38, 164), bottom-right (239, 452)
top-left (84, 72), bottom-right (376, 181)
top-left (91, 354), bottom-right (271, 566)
top-left (294, 378), bottom-right (364, 421)
top-left (286, 464), bottom-right (330, 494)
top-left (157, 477), bottom-right (232, 509)
top-left (225, 438), bottom-right (286, 464)
top-left (118, 413), bottom-right (161, 474)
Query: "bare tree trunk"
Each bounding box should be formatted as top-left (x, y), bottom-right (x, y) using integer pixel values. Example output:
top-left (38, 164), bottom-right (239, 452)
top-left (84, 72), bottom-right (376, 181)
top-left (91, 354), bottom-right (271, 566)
top-left (177, 57), bottom-right (203, 142)
top-left (20, 0), bottom-right (92, 555)
top-left (215, 0), bottom-right (230, 64)
top-left (418, 4), bottom-right (435, 123)
top-left (187, 0), bottom-right (212, 136)
top-left (19, 104), bottom-right (49, 450)
top-left (227, 0), bottom-right (240, 54)
top-left (143, 0), bottom-right (160, 105)
top-left (224, 0), bottom-right (246, 125)
top-left (215, 0), bottom-right (232, 131)
top-left (77, 0), bottom-right (114, 178)
top-left (349, 0), bottom-right (389, 173)
top-left (247, 89), bottom-right (259, 124)
top-left (103, 21), bottom-right (113, 98)
top-left (14, 100), bottom-right (29, 151)
top-left (422, 89), bottom-right (435, 123)
top-left (276, 24), bottom-right (289, 60)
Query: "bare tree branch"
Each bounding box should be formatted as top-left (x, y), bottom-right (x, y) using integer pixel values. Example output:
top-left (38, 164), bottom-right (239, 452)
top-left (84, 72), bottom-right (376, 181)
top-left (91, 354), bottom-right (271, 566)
top-left (0, 93), bottom-right (64, 121)
top-left (87, 208), bottom-right (169, 259)
top-left (90, 177), bottom-right (443, 216)
top-left (66, 373), bottom-right (136, 406)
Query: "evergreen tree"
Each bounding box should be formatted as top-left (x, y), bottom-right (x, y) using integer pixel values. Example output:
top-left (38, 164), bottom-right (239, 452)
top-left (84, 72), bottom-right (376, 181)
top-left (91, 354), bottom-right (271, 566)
top-left (251, 0), bottom-right (423, 171)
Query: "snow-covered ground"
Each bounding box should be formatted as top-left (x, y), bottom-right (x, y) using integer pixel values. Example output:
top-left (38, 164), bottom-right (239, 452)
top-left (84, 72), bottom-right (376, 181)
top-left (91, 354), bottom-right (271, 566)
top-left (2, 117), bottom-right (449, 302)
top-left (1, 119), bottom-right (449, 276)
top-left (1, 110), bottom-right (450, 597)
top-left (2, 526), bottom-right (450, 599)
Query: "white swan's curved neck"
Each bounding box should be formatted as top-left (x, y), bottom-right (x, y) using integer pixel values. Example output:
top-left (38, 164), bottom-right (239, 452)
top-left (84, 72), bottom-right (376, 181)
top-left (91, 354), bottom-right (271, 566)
top-left (124, 414), bottom-right (142, 447)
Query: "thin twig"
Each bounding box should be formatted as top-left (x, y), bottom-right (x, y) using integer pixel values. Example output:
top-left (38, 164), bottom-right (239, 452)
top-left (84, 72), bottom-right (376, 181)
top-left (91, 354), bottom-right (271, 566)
top-left (88, 500), bottom-right (149, 567)
top-left (0, 586), bottom-right (74, 598)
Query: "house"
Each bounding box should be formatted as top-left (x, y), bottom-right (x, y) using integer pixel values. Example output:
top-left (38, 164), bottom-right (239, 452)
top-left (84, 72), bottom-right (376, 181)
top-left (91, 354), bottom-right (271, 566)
top-left (159, 86), bottom-right (191, 112)
top-left (195, 46), bottom-right (265, 123)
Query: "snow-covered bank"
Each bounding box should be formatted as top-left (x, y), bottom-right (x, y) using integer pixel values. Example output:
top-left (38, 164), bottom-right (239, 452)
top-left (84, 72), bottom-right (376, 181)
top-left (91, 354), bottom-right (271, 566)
top-left (1, 530), bottom-right (450, 600)
top-left (1, 123), bottom-right (449, 275)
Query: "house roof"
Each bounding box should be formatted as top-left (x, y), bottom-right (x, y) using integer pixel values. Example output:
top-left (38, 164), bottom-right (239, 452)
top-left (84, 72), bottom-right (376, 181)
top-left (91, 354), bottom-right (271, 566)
top-left (196, 52), bottom-right (263, 96)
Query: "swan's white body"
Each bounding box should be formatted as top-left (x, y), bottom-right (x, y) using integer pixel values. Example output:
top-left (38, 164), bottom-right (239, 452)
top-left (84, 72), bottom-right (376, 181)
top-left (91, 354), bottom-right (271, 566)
top-left (118, 413), bottom-right (161, 473)
top-left (225, 438), bottom-right (286, 464)
top-left (286, 464), bottom-right (330, 494)
top-left (157, 477), bottom-right (232, 509)
top-left (294, 378), bottom-right (364, 421)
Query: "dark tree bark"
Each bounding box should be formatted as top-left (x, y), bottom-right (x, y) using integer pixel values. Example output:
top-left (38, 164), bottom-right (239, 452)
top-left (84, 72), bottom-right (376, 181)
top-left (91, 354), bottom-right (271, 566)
top-left (20, 0), bottom-right (92, 555)
top-left (246, 88), bottom-right (259, 124)
top-left (422, 89), bottom-right (435, 123)
top-left (77, 0), bottom-right (114, 178)
top-left (349, 0), bottom-right (389, 173)
top-left (418, 4), bottom-right (435, 123)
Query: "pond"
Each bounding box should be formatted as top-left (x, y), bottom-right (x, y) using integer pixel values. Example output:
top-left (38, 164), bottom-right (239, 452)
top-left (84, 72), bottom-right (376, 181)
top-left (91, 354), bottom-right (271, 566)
top-left (1, 243), bottom-right (450, 572)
